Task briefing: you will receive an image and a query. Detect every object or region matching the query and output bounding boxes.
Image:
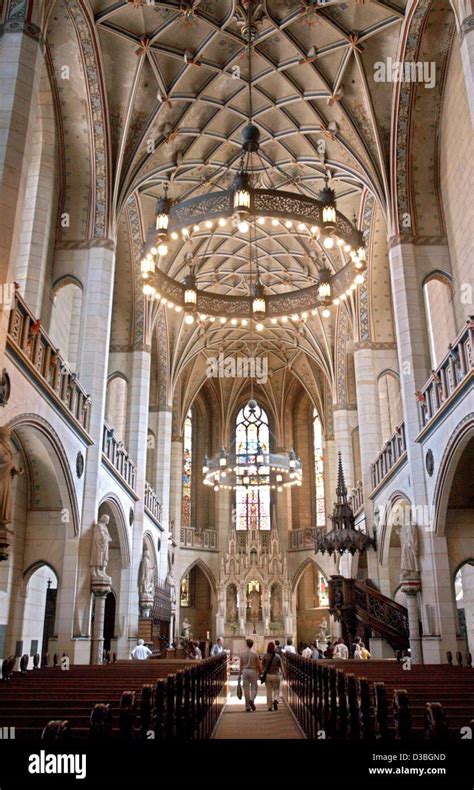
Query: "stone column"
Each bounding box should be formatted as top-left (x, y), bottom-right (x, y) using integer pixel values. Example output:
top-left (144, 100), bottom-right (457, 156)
top-left (450, 1), bottom-right (474, 122)
top-left (389, 242), bottom-right (454, 661)
top-left (332, 408), bottom-right (358, 490)
top-left (461, 563), bottom-right (474, 655)
top-left (154, 408), bottom-right (173, 581)
top-left (123, 349), bottom-right (151, 655)
top-left (169, 437), bottom-right (183, 538)
top-left (400, 576), bottom-right (423, 664)
top-left (0, 24), bottom-right (43, 368)
top-left (52, 245), bottom-right (116, 663)
top-left (91, 583), bottom-right (110, 665)
top-left (353, 345), bottom-right (399, 584)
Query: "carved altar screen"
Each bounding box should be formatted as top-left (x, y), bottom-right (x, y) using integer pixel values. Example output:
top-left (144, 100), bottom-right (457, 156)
top-left (313, 410), bottom-right (325, 527)
top-left (235, 402), bottom-right (271, 530)
top-left (182, 409), bottom-right (192, 528)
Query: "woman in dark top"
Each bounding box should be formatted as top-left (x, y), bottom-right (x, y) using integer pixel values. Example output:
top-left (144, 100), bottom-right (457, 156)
top-left (261, 641), bottom-right (282, 711)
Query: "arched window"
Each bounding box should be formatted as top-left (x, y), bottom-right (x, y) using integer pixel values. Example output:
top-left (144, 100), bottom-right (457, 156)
top-left (105, 375), bottom-right (128, 439)
top-left (235, 402), bottom-right (271, 530)
top-left (313, 410), bottom-right (325, 527)
top-left (423, 275), bottom-right (456, 368)
top-left (182, 410), bottom-right (192, 528)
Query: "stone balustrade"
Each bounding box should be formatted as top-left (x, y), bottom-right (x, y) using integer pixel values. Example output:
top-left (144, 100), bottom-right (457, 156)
top-left (348, 480), bottom-right (364, 514)
top-left (289, 526), bottom-right (325, 550)
top-left (102, 422), bottom-right (136, 491)
top-left (144, 480), bottom-right (162, 524)
top-left (180, 527), bottom-right (218, 551)
top-left (417, 316), bottom-right (473, 433)
top-left (370, 422), bottom-right (407, 492)
top-left (7, 288), bottom-right (91, 433)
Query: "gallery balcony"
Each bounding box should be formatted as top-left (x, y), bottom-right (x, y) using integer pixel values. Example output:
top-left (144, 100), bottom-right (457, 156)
top-left (180, 527), bottom-right (218, 551)
top-left (416, 316), bottom-right (473, 440)
top-left (102, 422), bottom-right (136, 493)
top-left (370, 422), bottom-right (407, 494)
top-left (6, 288), bottom-right (91, 437)
top-left (289, 526), bottom-right (325, 551)
top-left (144, 481), bottom-right (163, 527)
top-left (348, 480), bottom-right (364, 516)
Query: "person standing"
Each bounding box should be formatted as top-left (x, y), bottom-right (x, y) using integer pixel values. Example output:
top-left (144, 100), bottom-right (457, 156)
top-left (131, 639), bottom-right (152, 660)
top-left (283, 638), bottom-right (296, 655)
top-left (238, 638), bottom-right (261, 712)
top-left (211, 637), bottom-right (225, 656)
top-left (261, 641), bottom-right (282, 711)
top-left (334, 637), bottom-right (349, 659)
top-left (301, 643), bottom-right (312, 659)
top-left (274, 640), bottom-right (283, 655)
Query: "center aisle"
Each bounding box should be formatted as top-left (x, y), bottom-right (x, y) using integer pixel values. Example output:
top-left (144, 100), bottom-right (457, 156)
top-left (213, 676), bottom-right (305, 739)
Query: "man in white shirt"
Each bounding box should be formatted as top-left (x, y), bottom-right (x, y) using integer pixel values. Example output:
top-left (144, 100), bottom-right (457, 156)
top-left (131, 639), bottom-right (152, 660)
top-left (334, 638), bottom-right (349, 659)
top-left (239, 639), bottom-right (261, 711)
top-left (211, 637), bottom-right (225, 656)
top-left (283, 638), bottom-right (296, 655)
top-left (302, 644), bottom-right (313, 659)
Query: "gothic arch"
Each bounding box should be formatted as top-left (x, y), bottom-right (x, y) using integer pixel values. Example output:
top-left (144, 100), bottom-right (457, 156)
top-left (98, 494), bottom-right (130, 569)
top-left (180, 558), bottom-right (217, 593)
top-left (432, 415), bottom-right (474, 537)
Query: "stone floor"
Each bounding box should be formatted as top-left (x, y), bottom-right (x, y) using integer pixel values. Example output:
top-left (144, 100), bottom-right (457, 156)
top-left (213, 676), bottom-right (304, 739)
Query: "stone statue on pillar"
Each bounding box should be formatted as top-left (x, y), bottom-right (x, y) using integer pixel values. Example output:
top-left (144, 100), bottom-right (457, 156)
top-left (399, 522), bottom-right (420, 579)
top-left (90, 515), bottom-right (112, 584)
top-left (0, 427), bottom-right (23, 561)
top-left (139, 546), bottom-right (155, 617)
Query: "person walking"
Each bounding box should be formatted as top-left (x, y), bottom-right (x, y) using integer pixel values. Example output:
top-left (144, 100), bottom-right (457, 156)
top-left (261, 641), bottom-right (282, 711)
top-left (238, 638), bottom-right (261, 712)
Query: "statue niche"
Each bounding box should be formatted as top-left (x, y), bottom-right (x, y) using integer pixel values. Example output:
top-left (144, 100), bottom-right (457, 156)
top-left (270, 583), bottom-right (283, 623)
top-left (247, 581), bottom-right (261, 622)
top-left (226, 583), bottom-right (238, 623)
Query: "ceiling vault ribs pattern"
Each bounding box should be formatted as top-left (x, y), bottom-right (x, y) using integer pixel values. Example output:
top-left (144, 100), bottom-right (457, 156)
top-left (51, 0), bottom-right (413, 411)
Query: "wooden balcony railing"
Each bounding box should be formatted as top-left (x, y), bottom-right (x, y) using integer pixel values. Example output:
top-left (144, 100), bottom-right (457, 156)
top-left (144, 481), bottom-right (162, 524)
top-left (180, 527), bottom-right (218, 551)
top-left (370, 422), bottom-right (407, 492)
top-left (102, 422), bottom-right (136, 491)
top-left (7, 288), bottom-right (91, 433)
top-left (417, 316), bottom-right (473, 433)
top-left (348, 480), bottom-right (364, 515)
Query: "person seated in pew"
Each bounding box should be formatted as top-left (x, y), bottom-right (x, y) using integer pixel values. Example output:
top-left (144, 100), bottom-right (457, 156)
top-left (131, 639), bottom-right (152, 660)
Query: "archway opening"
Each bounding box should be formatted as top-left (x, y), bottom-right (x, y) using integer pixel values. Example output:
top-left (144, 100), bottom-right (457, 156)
top-left (179, 565), bottom-right (214, 644)
top-left (21, 565), bottom-right (58, 667)
top-left (295, 562), bottom-right (329, 649)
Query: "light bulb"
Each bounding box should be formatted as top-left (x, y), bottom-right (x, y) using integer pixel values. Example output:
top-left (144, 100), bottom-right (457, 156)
top-left (355, 274), bottom-right (364, 284)
top-left (170, 231), bottom-right (178, 240)
top-left (193, 224), bottom-right (200, 232)
top-left (322, 307), bottom-right (331, 318)
top-left (238, 220), bottom-right (249, 233)
top-left (218, 217), bottom-right (227, 227)
top-left (150, 246), bottom-right (158, 255)
top-left (256, 322), bottom-right (264, 331)
top-left (205, 220), bottom-right (213, 229)
top-left (272, 218), bottom-right (279, 226)
top-left (271, 317), bottom-right (278, 324)
top-left (311, 225), bottom-right (319, 234)
top-left (158, 242), bottom-right (168, 256)
top-left (241, 319), bottom-right (248, 326)
top-left (257, 217), bottom-right (265, 225)
top-left (219, 317), bottom-right (227, 324)
top-left (333, 297), bottom-right (340, 305)
top-left (344, 244), bottom-right (351, 252)
top-left (323, 236), bottom-right (334, 249)
top-left (298, 223), bottom-right (306, 231)
top-left (231, 318), bottom-right (237, 325)
top-left (285, 220), bottom-right (293, 228)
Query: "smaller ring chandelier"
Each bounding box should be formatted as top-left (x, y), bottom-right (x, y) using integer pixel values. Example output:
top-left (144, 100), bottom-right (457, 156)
top-left (202, 399), bottom-right (302, 493)
top-left (140, 3), bottom-right (367, 329)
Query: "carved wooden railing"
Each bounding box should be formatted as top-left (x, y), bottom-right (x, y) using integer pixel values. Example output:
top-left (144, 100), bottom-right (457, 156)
top-left (348, 480), bottom-right (364, 515)
top-left (180, 527), bottom-right (218, 551)
top-left (102, 422), bottom-right (136, 490)
top-left (144, 481), bottom-right (162, 524)
top-left (289, 526), bottom-right (325, 550)
top-left (417, 316), bottom-right (473, 432)
top-left (370, 422), bottom-right (406, 491)
top-left (7, 288), bottom-right (91, 433)
top-left (329, 575), bottom-right (409, 651)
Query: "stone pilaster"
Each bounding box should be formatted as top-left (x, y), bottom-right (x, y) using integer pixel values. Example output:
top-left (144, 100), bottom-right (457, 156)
top-left (91, 582), bottom-right (111, 665)
top-left (154, 408), bottom-right (173, 581)
top-left (333, 407), bottom-right (358, 489)
top-left (400, 574), bottom-right (423, 664)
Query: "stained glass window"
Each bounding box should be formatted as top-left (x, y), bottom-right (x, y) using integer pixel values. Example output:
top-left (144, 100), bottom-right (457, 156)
top-left (235, 402), bottom-right (271, 530)
top-left (313, 410), bottom-right (325, 527)
top-left (319, 572), bottom-right (329, 606)
top-left (182, 410), bottom-right (192, 528)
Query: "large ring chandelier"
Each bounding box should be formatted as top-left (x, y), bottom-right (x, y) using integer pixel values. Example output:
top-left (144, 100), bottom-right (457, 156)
top-left (202, 399), bottom-right (302, 493)
top-left (140, 3), bottom-right (367, 328)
